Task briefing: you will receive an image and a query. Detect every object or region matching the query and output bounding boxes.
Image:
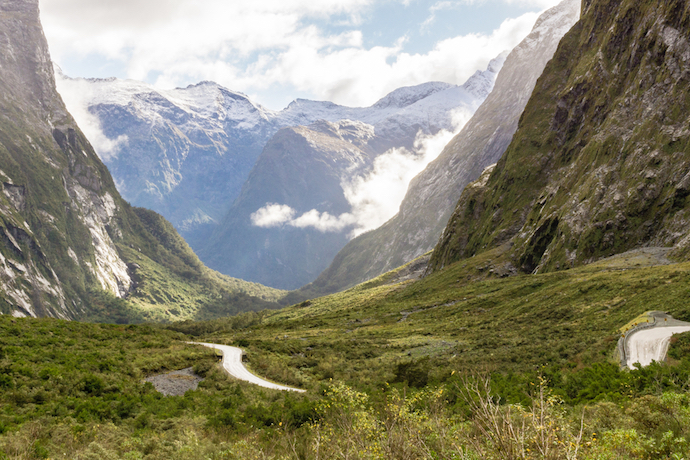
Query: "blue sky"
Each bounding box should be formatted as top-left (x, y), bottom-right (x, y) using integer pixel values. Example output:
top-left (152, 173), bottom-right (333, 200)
top-left (40, 0), bottom-right (560, 110)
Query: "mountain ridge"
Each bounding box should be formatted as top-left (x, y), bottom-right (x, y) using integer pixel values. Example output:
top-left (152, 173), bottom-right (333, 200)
top-left (193, 57), bottom-right (506, 289)
top-left (0, 0), bottom-right (281, 322)
top-left (56, 56), bottom-right (504, 272)
top-left (288, 0), bottom-right (581, 300)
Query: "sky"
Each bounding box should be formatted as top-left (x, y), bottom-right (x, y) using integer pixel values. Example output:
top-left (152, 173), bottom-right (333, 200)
top-left (40, 0), bottom-right (562, 110)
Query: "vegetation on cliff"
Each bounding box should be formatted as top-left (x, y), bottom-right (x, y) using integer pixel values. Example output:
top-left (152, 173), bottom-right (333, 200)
top-left (431, 0), bottom-right (690, 275)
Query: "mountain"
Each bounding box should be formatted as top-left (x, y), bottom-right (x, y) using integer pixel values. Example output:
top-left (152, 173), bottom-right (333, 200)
top-left (53, 76), bottom-right (287, 250)
top-left (289, 0), bottom-right (581, 300)
top-left (196, 120), bottom-right (375, 290)
top-left (195, 61), bottom-right (506, 289)
top-left (430, 0), bottom-right (690, 274)
top-left (56, 70), bottom-right (499, 252)
top-left (0, 0), bottom-right (281, 322)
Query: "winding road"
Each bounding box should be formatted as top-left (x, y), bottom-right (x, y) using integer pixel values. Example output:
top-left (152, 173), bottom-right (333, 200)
top-left (627, 326), bottom-right (690, 368)
top-left (190, 342), bottom-right (306, 392)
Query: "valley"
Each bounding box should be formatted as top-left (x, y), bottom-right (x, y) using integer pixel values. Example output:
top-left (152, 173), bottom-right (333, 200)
top-left (2, 0), bottom-right (690, 457)
top-left (3, 251), bottom-right (690, 458)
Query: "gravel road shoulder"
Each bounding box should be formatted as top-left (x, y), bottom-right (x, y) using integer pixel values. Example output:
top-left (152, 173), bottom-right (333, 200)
top-left (145, 367), bottom-right (204, 396)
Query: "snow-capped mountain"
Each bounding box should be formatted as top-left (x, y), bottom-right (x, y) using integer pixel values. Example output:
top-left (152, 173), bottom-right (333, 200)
top-left (56, 56), bottom-right (504, 268)
top-left (197, 119), bottom-right (376, 289)
top-left (191, 59), bottom-right (504, 289)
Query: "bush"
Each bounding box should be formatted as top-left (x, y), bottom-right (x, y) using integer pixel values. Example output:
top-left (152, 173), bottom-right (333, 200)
top-left (392, 358), bottom-right (430, 388)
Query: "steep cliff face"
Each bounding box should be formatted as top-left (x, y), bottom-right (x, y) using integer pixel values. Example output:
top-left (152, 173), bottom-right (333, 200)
top-left (0, 0), bottom-right (280, 321)
top-left (294, 0), bottom-right (580, 298)
top-left (0, 0), bottom-right (129, 317)
top-left (431, 0), bottom-right (690, 274)
top-left (55, 77), bottom-right (284, 249)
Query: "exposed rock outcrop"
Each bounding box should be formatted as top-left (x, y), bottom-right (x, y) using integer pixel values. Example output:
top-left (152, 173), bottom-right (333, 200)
top-left (0, 0), bottom-right (280, 320)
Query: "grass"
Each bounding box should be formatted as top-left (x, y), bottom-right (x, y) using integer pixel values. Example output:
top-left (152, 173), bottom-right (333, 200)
top-left (206, 247), bottom-right (690, 392)
top-left (4, 250), bottom-right (690, 457)
top-left (430, 0), bottom-right (690, 275)
top-left (619, 311), bottom-right (655, 334)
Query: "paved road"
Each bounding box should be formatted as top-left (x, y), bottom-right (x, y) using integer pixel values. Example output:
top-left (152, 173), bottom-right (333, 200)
top-left (627, 326), bottom-right (690, 367)
top-left (190, 342), bottom-right (306, 392)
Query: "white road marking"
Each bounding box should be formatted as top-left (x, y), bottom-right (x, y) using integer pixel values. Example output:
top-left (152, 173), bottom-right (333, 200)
top-left (190, 342), bottom-right (306, 392)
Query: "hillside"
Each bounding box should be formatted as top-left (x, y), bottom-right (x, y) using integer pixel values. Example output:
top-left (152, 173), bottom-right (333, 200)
top-left (5, 0), bottom-right (690, 457)
top-left (0, 0), bottom-right (282, 322)
top-left (192, 60), bottom-right (505, 290)
top-left (431, 0), bottom-right (690, 274)
top-left (291, 0), bottom-right (581, 300)
top-left (197, 120), bottom-right (375, 289)
top-left (4, 240), bottom-right (690, 457)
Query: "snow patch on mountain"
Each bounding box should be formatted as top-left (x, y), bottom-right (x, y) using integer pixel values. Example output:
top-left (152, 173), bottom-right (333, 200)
top-left (244, 53), bottom-right (508, 238)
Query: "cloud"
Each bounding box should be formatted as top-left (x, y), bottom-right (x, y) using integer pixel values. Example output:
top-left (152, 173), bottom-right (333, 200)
top-left (421, 2), bottom-right (457, 32)
top-left (250, 205), bottom-right (356, 232)
top-left (452, 0), bottom-right (560, 6)
top-left (250, 203), bottom-right (297, 227)
top-left (41, 0), bottom-right (541, 108)
top-left (233, 11), bottom-right (537, 107)
top-left (290, 210), bottom-right (356, 232)
top-left (250, 110), bottom-right (467, 236)
top-left (342, 126), bottom-right (459, 236)
top-left (54, 69), bottom-right (128, 161)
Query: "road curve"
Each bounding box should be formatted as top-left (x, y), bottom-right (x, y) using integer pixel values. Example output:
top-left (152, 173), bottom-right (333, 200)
top-left (190, 342), bottom-right (306, 392)
top-left (626, 326), bottom-right (690, 368)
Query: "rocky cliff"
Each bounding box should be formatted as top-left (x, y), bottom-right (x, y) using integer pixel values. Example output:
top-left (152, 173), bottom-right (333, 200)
top-left (430, 0), bottom-right (690, 274)
top-left (0, 0), bottom-right (280, 321)
top-left (292, 0), bottom-right (581, 298)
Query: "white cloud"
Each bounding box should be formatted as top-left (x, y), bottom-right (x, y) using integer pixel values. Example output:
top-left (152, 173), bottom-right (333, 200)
top-left (503, 0), bottom-right (562, 7)
top-left (453, 0), bottom-right (560, 6)
top-left (250, 203), bottom-right (296, 227)
top-left (342, 126), bottom-right (459, 236)
top-left (250, 205), bottom-right (356, 232)
top-left (290, 210), bottom-right (356, 232)
top-left (41, 0), bottom-right (540, 108)
top-left (231, 12), bottom-right (537, 107)
top-left (421, 2), bottom-right (457, 32)
top-left (54, 70), bottom-right (128, 160)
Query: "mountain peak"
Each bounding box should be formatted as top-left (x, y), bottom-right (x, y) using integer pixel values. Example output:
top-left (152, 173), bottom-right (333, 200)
top-left (371, 82), bottom-right (455, 110)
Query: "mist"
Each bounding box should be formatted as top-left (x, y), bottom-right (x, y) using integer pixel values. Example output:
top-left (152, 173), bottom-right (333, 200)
top-left (250, 121), bottom-right (463, 237)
